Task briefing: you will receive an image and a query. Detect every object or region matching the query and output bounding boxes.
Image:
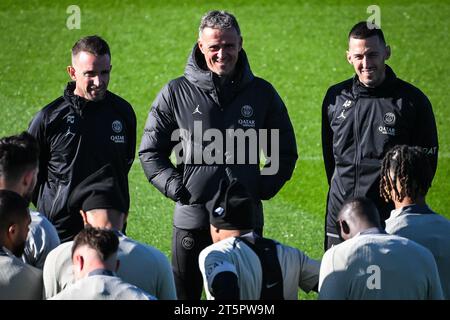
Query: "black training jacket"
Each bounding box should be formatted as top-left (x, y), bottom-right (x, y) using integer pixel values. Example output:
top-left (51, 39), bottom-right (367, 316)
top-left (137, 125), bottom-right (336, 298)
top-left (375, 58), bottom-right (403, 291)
top-left (28, 82), bottom-right (136, 242)
top-left (322, 66), bottom-right (438, 237)
top-left (139, 45), bottom-right (298, 229)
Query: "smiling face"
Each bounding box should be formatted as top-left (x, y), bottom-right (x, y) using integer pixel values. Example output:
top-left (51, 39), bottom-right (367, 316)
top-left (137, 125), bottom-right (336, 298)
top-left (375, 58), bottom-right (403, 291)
top-left (67, 51), bottom-right (111, 101)
top-left (198, 27), bottom-right (242, 77)
top-left (347, 35), bottom-right (390, 88)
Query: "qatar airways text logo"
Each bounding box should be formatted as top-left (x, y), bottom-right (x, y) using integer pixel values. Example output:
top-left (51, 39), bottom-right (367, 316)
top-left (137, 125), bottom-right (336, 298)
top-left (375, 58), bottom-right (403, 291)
top-left (170, 121), bottom-right (280, 175)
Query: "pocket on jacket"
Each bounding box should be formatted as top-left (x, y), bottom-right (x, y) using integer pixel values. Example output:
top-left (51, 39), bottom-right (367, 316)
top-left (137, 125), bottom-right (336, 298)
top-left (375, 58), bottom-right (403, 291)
top-left (331, 168), bottom-right (347, 198)
top-left (45, 181), bottom-right (70, 221)
top-left (182, 165), bottom-right (222, 203)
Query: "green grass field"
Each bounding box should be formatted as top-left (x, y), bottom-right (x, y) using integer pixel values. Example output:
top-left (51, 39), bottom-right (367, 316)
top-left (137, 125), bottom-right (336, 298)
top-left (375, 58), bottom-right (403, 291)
top-left (0, 0), bottom-right (448, 300)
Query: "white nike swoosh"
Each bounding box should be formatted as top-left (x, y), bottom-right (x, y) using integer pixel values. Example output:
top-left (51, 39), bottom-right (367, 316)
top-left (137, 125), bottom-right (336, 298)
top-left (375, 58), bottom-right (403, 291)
top-left (266, 282), bottom-right (279, 289)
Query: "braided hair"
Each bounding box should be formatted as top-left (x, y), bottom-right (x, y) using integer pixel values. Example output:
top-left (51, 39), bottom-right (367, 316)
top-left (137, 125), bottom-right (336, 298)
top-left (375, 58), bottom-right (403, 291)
top-left (380, 145), bottom-right (432, 203)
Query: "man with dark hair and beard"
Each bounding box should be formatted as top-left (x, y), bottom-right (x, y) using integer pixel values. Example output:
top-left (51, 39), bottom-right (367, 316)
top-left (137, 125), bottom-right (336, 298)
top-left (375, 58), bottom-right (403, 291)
top-left (0, 189), bottom-right (42, 299)
top-left (0, 132), bottom-right (60, 269)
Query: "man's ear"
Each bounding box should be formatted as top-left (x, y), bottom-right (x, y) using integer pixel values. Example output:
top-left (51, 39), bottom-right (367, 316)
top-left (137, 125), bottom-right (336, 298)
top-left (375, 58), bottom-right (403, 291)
top-left (67, 65), bottom-right (76, 80)
top-left (340, 220), bottom-right (350, 237)
top-left (7, 223), bottom-right (17, 239)
top-left (346, 50), bottom-right (353, 65)
top-left (22, 169), bottom-right (35, 189)
top-left (198, 38), bottom-right (205, 54)
top-left (79, 210), bottom-right (88, 226)
top-left (74, 254), bottom-right (84, 271)
top-left (385, 45), bottom-right (391, 60)
top-left (238, 36), bottom-right (243, 51)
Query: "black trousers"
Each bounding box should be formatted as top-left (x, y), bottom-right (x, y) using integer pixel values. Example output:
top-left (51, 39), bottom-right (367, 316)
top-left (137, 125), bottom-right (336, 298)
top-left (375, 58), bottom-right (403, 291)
top-left (172, 226), bottom-right (263, 300)
top-left (324, 233), bottom-right (343, 251)
top-left (172, 226), bottom-right (212, 300)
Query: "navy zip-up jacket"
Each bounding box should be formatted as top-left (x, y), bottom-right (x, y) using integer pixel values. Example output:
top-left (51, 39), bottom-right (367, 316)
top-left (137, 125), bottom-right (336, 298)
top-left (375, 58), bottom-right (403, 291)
top-left (28, 82), bottom-right (136, 242)
top-left (322, 66), bottom-right (438, 238)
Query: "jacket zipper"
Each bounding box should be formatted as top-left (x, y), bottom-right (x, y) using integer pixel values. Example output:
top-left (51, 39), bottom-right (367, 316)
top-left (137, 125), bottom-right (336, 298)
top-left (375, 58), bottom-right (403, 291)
top-left (50, 184), bottom-right (63, 217)
top-left (353, 97), bottom-right (361, 196)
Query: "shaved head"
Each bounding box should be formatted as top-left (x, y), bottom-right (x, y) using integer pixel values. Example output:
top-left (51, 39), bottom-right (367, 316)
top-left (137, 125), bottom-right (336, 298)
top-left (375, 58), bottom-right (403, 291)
top-left (339, 197), bottom-right (381, 227)
top-left (337, 197), bottom-right (381, 240)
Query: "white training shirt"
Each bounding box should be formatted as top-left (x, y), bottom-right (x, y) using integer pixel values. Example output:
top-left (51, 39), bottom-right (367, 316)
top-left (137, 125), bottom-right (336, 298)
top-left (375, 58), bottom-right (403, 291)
top-left (50, 272), bottom-right (156, 300)
top-left (22, 210), bottom-right (60, 269)
top-left (318, 229), bottom-right (443, 300)
top-left (199, 232), bottom-right (320, 300)
top-left (0, 246), bottom-right (43, 300)
top-left (43, 231), bottom-right (176, 299)
top-left (386, 204), bottom-right (450, 299)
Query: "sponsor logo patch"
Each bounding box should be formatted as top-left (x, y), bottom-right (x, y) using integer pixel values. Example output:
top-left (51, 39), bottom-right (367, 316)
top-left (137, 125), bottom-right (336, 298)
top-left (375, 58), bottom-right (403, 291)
top-left (206, 261), bottom-right (223, 277)
top-left (65, 127), bottom-right (75, 138)
top-left (238, 119), bottom-right (256, 128)
top-left (112, 120), bottom-right (123, 133)
top-left (378, 126), bottom-right (396, 136)
top-left (192, 105), bottom-right (202, 115)
top-left (383, 112), bottom-right (396, 125)
top-left (241, 105), bottom-right (253, 118)
top-left (213, 206), bottom-right (224, 217)
top-left (421, 146), bottom-right (438, 155)
top-left (110, 135), bottom-right (125, 143)
top-left (337, 100), bottom-right (352, 120)
top-left (181, 235), bottom-right (195, 250)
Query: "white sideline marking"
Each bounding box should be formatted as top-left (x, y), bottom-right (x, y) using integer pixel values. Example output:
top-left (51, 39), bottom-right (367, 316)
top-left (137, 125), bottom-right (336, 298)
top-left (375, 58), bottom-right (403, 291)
top-left (132, 152), bottom-right (449, 165)
top-left (298, 152), bottom-right (450, 161)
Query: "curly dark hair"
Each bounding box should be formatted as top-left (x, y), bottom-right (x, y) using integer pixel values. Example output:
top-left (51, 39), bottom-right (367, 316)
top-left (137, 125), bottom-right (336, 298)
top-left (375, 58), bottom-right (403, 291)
top-left (380, 145), bottom-right (432, 203)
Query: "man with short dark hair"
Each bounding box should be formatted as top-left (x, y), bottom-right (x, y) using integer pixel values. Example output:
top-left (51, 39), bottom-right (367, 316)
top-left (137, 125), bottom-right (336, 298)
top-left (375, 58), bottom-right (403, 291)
top-left (139, 10), bottom-right (298, 300)
top-left (43, 164), bottom-right (176, 299)
top-left (0, 189), bottom-right (42, 299)
top-left (381, 145), bottom-right (450, 299)
top-left (318, 196), bottom-right (443, 300)
top-left (199, 178), bottom-right (319, 300)
top-left (28, 35), bottom-right (136, 242)
top-left (321, 21), bottom-right (438, 250)
top-left (50, 227), bottom-right (155, 300)
top-left (0, 132), bottom-right (60, 269)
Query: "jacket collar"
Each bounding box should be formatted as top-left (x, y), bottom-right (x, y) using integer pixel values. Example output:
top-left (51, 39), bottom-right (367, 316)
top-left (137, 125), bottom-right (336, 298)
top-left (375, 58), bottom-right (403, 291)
top-left (88, 268), bottom-right (116, 277)
top-left (352, 65), bottom-right (397, 98)
top-left (184, 44), bottom-right (254, 92)
top-left (63, 81), bottom-right (109, 112)
top-left (0, 246), bottom-right (13, 257)
top-left (358, 227), bottom-right (387, 236)
top-left (64, 81), bottom-right (87, 110)
top-left (0, 246), bottom-right (8, 257)
top-left (390, 204), bottom-right (435, 219)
